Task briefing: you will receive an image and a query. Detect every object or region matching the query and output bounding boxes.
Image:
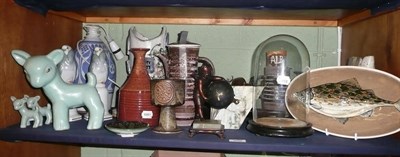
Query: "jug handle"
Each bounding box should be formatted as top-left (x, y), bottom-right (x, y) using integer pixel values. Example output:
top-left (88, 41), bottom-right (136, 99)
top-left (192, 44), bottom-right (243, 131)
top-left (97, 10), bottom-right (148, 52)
top-left (154, 53), bottom-right (169, 79)
top-left (198, 57), bottom-right (215, 76)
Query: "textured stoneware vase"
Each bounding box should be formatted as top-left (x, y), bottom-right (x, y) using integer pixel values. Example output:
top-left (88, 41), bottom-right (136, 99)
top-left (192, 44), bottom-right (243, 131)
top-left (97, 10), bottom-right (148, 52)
top-left (118, 48), bottom-right (160, 126)
top-left (160, 43), bottom-right (214, 126)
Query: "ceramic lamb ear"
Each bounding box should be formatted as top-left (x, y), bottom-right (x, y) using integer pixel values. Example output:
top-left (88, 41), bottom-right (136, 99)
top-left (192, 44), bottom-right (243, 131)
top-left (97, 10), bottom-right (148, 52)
top-left (10, 96), bottom-right (16, 102)
top-left (46, 49), bottom-right (64, 65)
top-left (11, 50), bottom-right (31, 66)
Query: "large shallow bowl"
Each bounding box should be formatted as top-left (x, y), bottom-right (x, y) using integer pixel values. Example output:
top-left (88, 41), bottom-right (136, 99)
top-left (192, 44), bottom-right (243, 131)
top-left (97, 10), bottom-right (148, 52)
top-left (285, 66), bottom-right (400, 139)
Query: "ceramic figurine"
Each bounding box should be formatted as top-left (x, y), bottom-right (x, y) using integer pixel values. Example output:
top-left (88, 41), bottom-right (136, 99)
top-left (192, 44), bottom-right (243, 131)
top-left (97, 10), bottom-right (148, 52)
top-left (360, 56), bottom-right (375, 69)
top-left (59, 45), bottom-right (82, 122)
top-left (90, 47), bottom-right (112, 120)
top-left (11, 49), bottom-right (104, 131)
top-left (59, 45), bottom-right (77, 84)
top-left (25, 95), bottom-right (52, 125)
top-left (75, 25), bottom-right (117, 114)
top-left (10, 96), bottom-right (42, 128)
top-left (127, 26), bottom-right (168, 79)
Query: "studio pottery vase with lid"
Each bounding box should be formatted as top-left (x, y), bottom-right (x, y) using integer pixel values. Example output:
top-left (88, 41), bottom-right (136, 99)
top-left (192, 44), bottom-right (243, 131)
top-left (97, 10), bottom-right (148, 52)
top-left (118, 48), bottom-right (160, 126)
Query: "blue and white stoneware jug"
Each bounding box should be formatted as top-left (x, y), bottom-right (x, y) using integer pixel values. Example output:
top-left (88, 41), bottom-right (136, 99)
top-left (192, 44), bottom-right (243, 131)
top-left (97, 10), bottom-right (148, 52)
top-left (75, 25), bottom-right (117, 110)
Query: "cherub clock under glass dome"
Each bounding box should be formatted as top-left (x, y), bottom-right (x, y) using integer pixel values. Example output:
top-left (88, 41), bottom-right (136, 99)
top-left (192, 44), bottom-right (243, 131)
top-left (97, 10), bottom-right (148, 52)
top-left (247, 34), bottom-right (313, 137)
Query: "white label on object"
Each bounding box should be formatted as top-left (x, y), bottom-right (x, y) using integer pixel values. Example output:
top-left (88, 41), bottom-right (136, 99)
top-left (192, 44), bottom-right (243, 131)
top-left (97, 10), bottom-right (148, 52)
top-left (229, 139), bottom-right (247, 143)
top-left (277, 75), bottom-right (291, 85)
top-left (141, 111), bottom-right (153, 119)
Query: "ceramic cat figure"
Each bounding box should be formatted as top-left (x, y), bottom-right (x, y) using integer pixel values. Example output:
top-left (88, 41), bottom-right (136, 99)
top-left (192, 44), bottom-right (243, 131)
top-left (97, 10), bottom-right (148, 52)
top-left (11, 49), bottom-right (104, 131)
top-left (89, 47), bottom-right (112, 120)
top-left (59, 45), bottom-right (82, 122)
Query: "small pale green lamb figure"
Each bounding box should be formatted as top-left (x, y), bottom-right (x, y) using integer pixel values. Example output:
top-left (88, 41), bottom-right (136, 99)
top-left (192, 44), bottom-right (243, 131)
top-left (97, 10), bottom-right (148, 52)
top-left (11, 49), bottom-right (104, 131)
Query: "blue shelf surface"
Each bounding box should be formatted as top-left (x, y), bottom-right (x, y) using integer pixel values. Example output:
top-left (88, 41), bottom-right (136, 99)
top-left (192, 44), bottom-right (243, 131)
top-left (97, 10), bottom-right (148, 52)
top-left (0, 119), bottom-right (399, 156)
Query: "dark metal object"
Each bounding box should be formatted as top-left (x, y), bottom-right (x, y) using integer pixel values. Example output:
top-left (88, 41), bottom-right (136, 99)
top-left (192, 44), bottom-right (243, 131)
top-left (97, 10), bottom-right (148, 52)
top-left (194, 59), bottom-right (238, 119)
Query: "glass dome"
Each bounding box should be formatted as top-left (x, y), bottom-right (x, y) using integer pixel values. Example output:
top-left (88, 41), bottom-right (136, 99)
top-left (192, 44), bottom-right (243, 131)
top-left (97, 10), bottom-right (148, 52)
top-left (250, 34), bottom-right (310, 119)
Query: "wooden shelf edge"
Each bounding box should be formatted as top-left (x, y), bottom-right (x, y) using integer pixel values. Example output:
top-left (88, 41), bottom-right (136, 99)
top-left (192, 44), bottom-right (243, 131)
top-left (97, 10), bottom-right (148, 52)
top-left (339, 7), bottom-right (400, 26)
top-left (84, 16), bottom-right (338, 26)
top-left (48, 10), bottom-right (86, 22)
top-left (47, 10), bottom-right (338, 26)
top-left (338, 10), bottom-right (372, 26)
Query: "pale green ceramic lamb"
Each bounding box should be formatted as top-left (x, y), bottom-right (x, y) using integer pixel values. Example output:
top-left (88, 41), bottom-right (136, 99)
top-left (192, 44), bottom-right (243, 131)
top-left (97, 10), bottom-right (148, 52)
top-left (11, 49), bottom-right (104, 131)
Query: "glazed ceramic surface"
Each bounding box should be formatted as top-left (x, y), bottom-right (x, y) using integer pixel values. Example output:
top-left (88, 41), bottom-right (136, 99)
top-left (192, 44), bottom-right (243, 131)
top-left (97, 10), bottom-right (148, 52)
top-left (119, 48), bottom-right (160, 126)
top-left (159, 42), bottom-right (214, 126)
top-left (59, 45), bottom-right (83, 122)
top-left (11, 49), bottom-right (104, 131)
top-left (75, 25), bottom-right (117, 111)
top-left (127, 26), bottom-right (168, 79)
top-left (105, 121), bottom-right (149, 137)
top-left (285, 66), bottom-right (400, 139)
top-left (10, 96), bottom-right (43, 128)
top-left (90, 47), bottom-right (112, 120)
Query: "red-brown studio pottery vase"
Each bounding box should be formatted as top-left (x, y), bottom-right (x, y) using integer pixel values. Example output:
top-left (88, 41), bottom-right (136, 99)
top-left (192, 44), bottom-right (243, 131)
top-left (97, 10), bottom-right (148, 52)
top-left (118, 48), bottom-right (160, 126)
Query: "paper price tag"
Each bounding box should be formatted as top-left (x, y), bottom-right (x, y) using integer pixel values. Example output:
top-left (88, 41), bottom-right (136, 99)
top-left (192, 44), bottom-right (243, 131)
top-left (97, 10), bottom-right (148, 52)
top-left (229, 139), bottom-right (247, 143)
top-left (141, 111), bottom-right (153, 119)
top-left (277, 75), bottom-right (291, 85)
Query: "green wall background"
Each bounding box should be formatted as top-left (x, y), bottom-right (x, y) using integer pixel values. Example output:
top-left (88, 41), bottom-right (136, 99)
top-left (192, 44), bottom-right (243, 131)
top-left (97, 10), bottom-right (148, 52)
top-left (81, 23), bottom-right (339, 157)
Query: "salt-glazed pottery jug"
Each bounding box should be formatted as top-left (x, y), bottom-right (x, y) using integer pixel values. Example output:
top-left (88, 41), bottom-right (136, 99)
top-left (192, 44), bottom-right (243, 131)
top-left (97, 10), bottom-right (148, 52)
top-left (75, 25), bottom-right (118, 114)
top-left (118, 48), bottom-right (160, 127)
top-left (127, 26), bottom-right (168, 79)
top-left (157, 32), bottom-right (214, 126)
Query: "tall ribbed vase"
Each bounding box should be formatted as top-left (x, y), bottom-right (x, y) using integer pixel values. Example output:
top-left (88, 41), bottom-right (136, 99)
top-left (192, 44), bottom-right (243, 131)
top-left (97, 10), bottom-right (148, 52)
top-left (118, 48), bottom-right (160, 126)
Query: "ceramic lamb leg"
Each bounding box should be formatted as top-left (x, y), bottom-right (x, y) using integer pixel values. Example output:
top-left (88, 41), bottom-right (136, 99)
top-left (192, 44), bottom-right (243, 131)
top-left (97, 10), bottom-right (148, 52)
top-left (11, 49), bottom-right (104, 131)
